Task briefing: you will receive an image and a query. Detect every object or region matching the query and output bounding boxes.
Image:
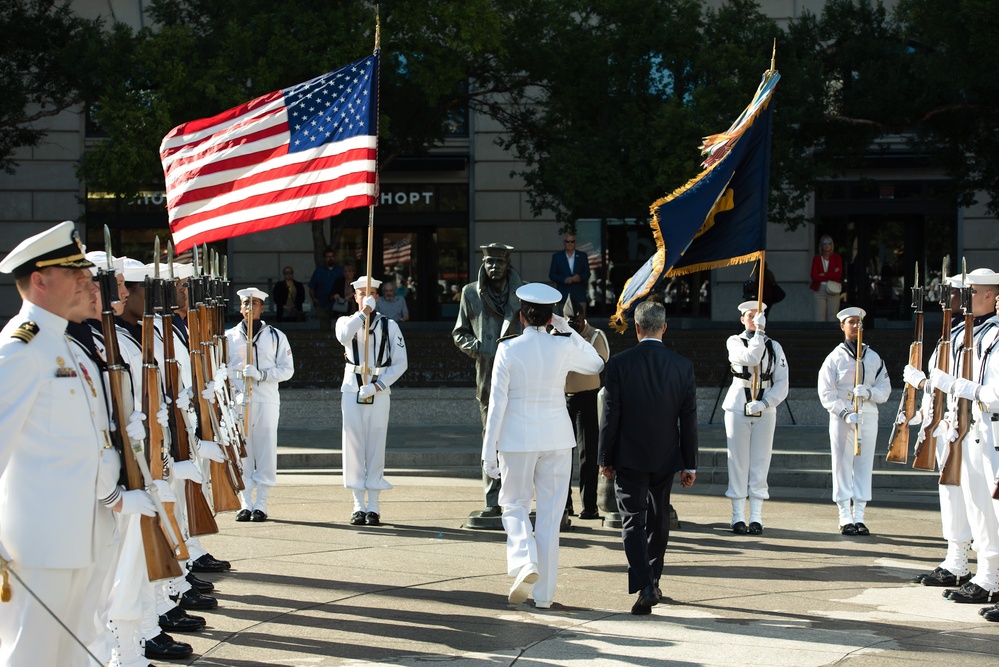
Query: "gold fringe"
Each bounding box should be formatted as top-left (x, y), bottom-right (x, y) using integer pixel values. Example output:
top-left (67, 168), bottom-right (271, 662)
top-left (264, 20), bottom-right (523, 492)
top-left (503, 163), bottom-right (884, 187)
top-left (666, 250), bottom-right (764, 278)
top-left (1, 558), bottom-right (10, 603)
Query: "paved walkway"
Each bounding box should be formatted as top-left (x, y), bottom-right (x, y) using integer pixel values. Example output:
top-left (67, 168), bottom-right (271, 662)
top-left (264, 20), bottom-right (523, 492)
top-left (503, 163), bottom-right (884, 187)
top-left (180, 474), bottom-right (997, 666)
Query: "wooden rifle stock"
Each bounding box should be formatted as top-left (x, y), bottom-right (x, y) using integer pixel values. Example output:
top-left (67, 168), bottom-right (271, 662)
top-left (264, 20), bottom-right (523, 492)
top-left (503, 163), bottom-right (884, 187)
top-left (162, 306), bottom-right (218, 537)
top-left (914, 304), bottom-right (952, 470)
top-left (887, 314), bottom-right (923, 464)
top-left (940, 310), bottom-right (972, 486)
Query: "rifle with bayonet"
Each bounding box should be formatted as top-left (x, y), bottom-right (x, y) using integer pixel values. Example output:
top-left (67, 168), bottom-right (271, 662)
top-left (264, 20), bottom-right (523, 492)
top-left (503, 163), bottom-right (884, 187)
top-left (887, 264), bottom-right (924, 463)
top-left (914, 257), bottom-right (951, 471)
top-left (207, 251), bottom-right (248, 460)
top-left (161, 243), bottom-right (218, 536)
top-left (145, 241), bottom-right (190, 560)
top-left (189, 247), bottom-right (242, 512)
top-left (98, 229), bottom-right (183, 580)
top-left (940, 260), bottom-right (972, 486)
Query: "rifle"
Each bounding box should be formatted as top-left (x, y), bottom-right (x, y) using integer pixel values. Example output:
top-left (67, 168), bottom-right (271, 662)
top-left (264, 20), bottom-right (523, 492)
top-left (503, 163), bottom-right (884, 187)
top-left (98, 228), bottom-right (182, 581)
top-left (189, 247), bottom-right (242, 512)
top-left (144, 245), bottom-right (190, 560)
top-left (853, 318), bottom-right (864, 456)
top-left (162, 244), bottom-right (218, 537)
top-left (940, 260), bottom-right (972, 486)
top-left (887, 264), bottom-right (924, 463)
top-left (914, 257), bottom-right (951, 470)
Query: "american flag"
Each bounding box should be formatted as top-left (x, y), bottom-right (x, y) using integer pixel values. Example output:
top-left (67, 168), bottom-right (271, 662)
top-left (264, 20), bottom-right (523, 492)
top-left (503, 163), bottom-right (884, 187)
top-left (577, 241), bottom-right (603, 271)
top-left (161, 55), bottom-right (378, 252)
top-left (383, 237), bottom-right (412, 266)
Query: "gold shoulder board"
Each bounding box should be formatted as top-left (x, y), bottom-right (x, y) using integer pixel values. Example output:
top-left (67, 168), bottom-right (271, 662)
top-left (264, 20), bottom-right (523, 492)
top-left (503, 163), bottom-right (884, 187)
top-left (497, 332), bottom-right (520, 343)
top-left (11, 321), bottom-right (38, 344)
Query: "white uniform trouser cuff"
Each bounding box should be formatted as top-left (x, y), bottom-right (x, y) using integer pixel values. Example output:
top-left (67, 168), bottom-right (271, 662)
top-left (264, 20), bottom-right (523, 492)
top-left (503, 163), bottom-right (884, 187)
top-left (941, 540), bottom-right (971, 576)
top-left (731, 498), bottom-right (746, 525)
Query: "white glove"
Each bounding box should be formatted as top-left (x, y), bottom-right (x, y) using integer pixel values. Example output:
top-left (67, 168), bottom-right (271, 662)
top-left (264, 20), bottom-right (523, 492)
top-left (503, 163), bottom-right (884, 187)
top-left (156, 403), bottom-right (170, 428)
top-left (853, 385), bottom-right (871, 400)
top-left (213, 365), bottom-right (228, 386)
top-left (176, 386), bottom-right (193, 412)
top-left (362, 295), bottom-right (377, 313)
top-left (745, 400), bottom-right (767, 414)
top-left (125, 411), bottom-right (146, 442)
top-left (201, 382), bottom-right (216, 404)
top-left (150, 479), bottom-right (176, 503)
top-left (550, 313), bottom-right (573, 334)
top-left (484, 460), bottom-right (501, 479)
top-left (930, 368), bottom-right (956, 395)
top-left (358, 383), bottom-right (377, 400)
top-left (197, 439), bottom-right (227, 463)
top-left (843, 411), bottom-right (860, 425)
top-left (172, 460), bottom-right (204, 483)
top-left (118, 489), bottom-right (156, 516)
top-left (235, 391), bottom-right (248, 406)
top-left (902, 365), bottom-right (927, 389)
top-left (908, 411), bottom-right (923, 426)
top-left (951, 377), bottom-right (978, 402)
top-left (243, 364), bottom-right (262, 381)
top-left (752, 311), bottom-right (766, 330)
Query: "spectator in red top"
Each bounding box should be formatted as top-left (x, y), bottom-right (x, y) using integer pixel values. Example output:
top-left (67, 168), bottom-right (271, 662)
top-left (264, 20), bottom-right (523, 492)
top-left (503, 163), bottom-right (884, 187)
top-left (810, 235), bottom-right (843, 322)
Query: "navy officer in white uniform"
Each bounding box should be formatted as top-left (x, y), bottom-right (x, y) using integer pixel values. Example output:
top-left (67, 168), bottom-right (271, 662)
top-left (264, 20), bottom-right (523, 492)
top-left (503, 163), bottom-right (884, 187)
top-left (0, 221), bottom-right (109, 666)
top-left (226, 287), bottom-right (295, 522)
top-left (335, 276), bottom-right (408, 526)
top-left (482, 283), bottom-right (604, 609)
top-left (723, 301), bottom-right (788, 535)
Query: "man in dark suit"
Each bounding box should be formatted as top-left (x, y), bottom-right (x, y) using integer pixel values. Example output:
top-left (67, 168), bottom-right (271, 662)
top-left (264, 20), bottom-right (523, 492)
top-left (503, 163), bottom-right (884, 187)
top-left (272, 265), bottom-right (306, 322)
top-left (598, 300), bottom-right (698, 615)
top-left (549, 233), bottom-right (590, 309)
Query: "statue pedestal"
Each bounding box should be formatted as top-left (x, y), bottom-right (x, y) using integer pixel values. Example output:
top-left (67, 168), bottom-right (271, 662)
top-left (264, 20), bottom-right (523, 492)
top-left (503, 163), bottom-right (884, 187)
top-left (463, 508), bottom-right (572, 532)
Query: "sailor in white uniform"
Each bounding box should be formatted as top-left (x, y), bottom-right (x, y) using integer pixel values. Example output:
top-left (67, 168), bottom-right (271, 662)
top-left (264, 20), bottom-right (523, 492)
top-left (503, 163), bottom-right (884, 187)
top-left (226, 287), bottom-right (295, 521)
top-left (817, 307), bottom-right (891, 535)
top-left (722, 301), bottom-right (789, 535)
top-left (482, 283), bottom-right (604, 609)
top-left (335, 276), bottom-right (408, 526)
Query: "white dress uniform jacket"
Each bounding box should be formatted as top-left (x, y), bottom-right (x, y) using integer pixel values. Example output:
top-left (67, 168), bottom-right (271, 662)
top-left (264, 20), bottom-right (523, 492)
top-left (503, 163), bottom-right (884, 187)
top-left (226, 320), bottom-right (295, 403)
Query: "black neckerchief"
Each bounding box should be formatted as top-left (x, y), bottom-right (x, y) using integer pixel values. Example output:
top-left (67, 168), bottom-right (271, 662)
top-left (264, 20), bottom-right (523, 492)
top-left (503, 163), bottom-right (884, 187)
top-left (67, 320), bottom-right (107, 372)
top-left (172, 313), bottom-right (189, 347)
top-left (240, 319), bottom-right (264, 341)
top-left (114, 315), bottom-right (142, 341)
top-left (843, 340), bottom-right (861, 359)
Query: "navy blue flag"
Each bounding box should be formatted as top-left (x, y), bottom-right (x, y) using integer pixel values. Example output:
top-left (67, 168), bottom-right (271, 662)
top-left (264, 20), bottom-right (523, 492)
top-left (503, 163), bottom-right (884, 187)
top-left (611, 69), bottom-right (778, 332)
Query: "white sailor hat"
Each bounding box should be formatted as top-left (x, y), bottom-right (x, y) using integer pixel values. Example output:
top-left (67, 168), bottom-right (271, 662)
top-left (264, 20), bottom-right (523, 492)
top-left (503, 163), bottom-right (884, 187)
top-left (516, 282), bottom-right (561, 305)
top-left (84, 250), bottom-right (125, 276)
top-left (0, 221), bottom-right (94, 279)
top-left (946, 274), bottom-right (964, 288)
top-left (171, 263), bottom-right (195, 280)
top-left (121, 258), bottom-right (150, 283)
top-left (237, 287), bottom-right (268, 303)
top-left (965, 268), bottom-right (999, 285)
top-left (836, 306), bottom-right (866, 321)
top-left (737, 300), bottom-right (767, 314)
top-left (350, 275), bottom-right (382, 290)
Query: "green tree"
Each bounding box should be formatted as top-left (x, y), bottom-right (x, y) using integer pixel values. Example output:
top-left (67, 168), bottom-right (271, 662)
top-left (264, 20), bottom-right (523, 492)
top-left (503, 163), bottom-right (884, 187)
top-left (0, 0), bottom-right (105, 173)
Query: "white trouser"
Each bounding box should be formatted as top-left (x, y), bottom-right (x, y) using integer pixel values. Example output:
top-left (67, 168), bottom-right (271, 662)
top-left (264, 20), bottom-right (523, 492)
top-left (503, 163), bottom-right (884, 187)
top-left (498, 448), bottom-right (572, 605)
top-left (341, 391), bottom-right (393, 491)
top-left (959, 435), bottom-right (999, 588)
top-left (83, 511), bottom-right (122, 663)
top-left (724, 409), bottom-right (777, 500)
top-left (0, 564), bottom-right (94, 667)
top-left (108, 512), bottom-right (160, 651)
top-left (829, 412), bottom-right (878, 504)
top-left (932, 431), bottom-right (973, 571)
top-left (242, 401), bottom-right (280, 497)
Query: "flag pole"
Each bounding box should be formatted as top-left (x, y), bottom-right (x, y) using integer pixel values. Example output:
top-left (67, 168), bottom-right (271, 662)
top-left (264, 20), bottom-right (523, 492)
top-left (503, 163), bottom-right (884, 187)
top-left (360, 5), bottom-right (381, 391)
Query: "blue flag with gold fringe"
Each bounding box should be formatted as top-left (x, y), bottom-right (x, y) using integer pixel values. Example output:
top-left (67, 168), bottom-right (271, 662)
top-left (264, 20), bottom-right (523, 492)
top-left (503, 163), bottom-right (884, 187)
top-left (611, 68), bottom-right (779, 332)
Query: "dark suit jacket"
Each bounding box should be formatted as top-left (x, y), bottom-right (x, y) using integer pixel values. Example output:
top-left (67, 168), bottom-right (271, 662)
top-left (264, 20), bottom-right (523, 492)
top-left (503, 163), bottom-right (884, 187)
top-left (549, 250), bottom-right (590, 304)
top-left (272, 279), bottom-right (306, 313)
top-left (598, 339), bottom-right (698, 474)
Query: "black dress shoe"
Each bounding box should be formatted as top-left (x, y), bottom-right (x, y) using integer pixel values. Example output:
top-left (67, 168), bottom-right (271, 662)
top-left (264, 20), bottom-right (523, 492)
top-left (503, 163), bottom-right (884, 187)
top-left (186, 572), bottom-right (214, 594)
top-left (235, 509), bottom-right (251, 522)
top-left (984, 607), bottom-right (999, 622)
top-left (365, 512), bottom-right (380, 526)
top-left (630, 585), bottom-right (660, 615)
top-left (748, 522), bottom-right (763, 535)
top-left (177, 589), bottom-right (218, 610)
top-left (159, 606), bottom-right (206, 632)
top-left (946, 582), bottom-right (999, 604)
top-left (250, 509), bottom-right (268, 522)
top-left (350, 511), bottom-right (366, 525)
top-left (189, 554), bottom-right (229, 573)
top-left (578, 510), bottom-right (601, 520)
top-left (840, 523), bottom-right (858, 535)
top-left (921, 568), bottom-right (971, 587)
top-left (854, 522), bottom-right (871, 536)
top-left (732, 521), bottom-right (749, 535)
top-left (143, 632), bottom-right (193, 659)
top-left (978, 602), bottom-right (998, 617)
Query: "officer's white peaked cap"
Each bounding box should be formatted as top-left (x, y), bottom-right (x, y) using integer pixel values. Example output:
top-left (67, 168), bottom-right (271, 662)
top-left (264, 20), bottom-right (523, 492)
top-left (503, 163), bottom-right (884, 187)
top-left (737, 300), bottom-right (767, 314)
top-left (237, 287), bottom-right (268, 302)
top-left (836, 306), bottom-right (866, 321)
top-left (121, 257), bottom-right (150, 282)
top-left (516, 282), bottom-right (561, 305)
top-left (0, 221), bottom-right (94, 279)
top-left (350, 276), bottom-right (382, 290)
